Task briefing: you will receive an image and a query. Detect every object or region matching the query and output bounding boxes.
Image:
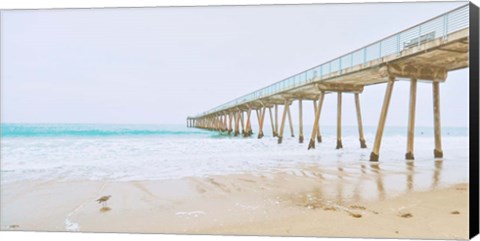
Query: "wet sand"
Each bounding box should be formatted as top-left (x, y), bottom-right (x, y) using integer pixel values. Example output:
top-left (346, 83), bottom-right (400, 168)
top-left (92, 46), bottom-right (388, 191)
top-left (0, 163), bottom-right (469, 239)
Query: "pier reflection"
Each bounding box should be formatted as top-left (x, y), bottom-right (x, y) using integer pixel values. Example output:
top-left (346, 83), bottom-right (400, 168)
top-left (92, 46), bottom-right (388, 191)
top-left (298, 157), bottom-right (446, 204)
top-left (432, 159), bottom-right (443, 189)
top-left (336, 162), bottom-right (345, 204)
top-left (369, 163), bottom-right (385, 201)
top-left (406, 161), bottom-right (415, 192)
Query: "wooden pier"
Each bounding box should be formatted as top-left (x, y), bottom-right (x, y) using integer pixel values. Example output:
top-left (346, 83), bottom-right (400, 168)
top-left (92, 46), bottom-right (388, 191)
top-left (186, 5), bottom-right (469, 161)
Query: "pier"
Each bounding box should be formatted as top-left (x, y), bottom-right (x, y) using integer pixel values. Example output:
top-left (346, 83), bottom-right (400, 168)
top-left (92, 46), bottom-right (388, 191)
top-left (187, 5), bottom-right (469, 161)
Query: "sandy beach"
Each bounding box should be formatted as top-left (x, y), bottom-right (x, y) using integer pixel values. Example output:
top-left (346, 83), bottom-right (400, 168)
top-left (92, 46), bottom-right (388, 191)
top-left (1, 165), bottom-right (469, 239)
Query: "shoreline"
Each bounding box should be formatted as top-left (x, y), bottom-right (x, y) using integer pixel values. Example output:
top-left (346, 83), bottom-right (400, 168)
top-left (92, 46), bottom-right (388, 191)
top-left (1, 169), bottom-right (469, 239)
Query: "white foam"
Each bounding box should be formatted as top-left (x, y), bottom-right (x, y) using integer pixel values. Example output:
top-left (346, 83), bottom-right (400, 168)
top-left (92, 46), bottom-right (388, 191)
top-left (65, 218), bottom-right (80, 231)
top-left (0, 129), bottom-right (470, 187)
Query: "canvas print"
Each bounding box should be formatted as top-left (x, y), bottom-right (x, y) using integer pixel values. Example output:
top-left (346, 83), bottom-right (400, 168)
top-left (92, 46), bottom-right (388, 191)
top-left (0, 1), bottom-right (477, 239)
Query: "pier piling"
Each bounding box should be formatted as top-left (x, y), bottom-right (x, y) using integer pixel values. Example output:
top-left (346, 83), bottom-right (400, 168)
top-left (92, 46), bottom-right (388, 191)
top-left (298, 99), bottom-right (304, 143)
top-left (287, 104), bottom-right (295, 138)
top-left (240, 112), bottom-right (245, 135)
top-left (433, 79), bottom-right (443, 158)
top-left (355, 93), bottom-right (367, 148)
top-left (228, 113), bottom-right (233, 135)
top-left (269, 107), bottom-right (275, 137)
top-left (370, 76), bottom-right (395, 161)
top-left (336, 92), bottom-right (343, 149)
top-left (278, 100), bottom-right (289, 144)
top-left (406, 78), bottom-right (417, 160)
top-left (234, 111), bottom-right (240, 136)
top-left (313, 98), bottom-right (323, 143)
top-left (274, 104), bottom-right (279, 137)
top-left (308, 92), bottom-right (324, 150)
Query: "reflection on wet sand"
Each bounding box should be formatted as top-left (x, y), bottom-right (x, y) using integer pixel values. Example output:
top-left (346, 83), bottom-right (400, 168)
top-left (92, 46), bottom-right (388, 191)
top-left (295, 157), bottom-right (449, 204)
top-left (406, 161), bottom-right (415, 192)
top-left (352, 164), bottom-right (367, 201)
top-left (336, 162), bottom-right (345, 204)
top-left (369, 163), bottom-right (385, 201)
top-left (432, 159), bottom-right (443, 189)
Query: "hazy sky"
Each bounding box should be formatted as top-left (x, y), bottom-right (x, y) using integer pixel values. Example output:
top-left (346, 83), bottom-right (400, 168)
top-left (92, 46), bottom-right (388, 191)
top-left (0, 1), bottom-right (469, 126)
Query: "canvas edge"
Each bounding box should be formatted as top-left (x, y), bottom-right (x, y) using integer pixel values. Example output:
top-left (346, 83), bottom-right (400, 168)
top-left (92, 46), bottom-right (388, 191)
top-left (469, 1), bottom-right (480, 239)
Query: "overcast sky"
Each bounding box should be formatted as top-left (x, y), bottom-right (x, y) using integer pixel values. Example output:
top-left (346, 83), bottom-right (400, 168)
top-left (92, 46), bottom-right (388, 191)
top-left (0, 1), bottom-right (469, 127)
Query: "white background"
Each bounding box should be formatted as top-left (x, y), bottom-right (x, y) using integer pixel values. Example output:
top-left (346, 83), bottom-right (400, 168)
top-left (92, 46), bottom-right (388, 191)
top-left (0, 0), bottom-right (479, 241)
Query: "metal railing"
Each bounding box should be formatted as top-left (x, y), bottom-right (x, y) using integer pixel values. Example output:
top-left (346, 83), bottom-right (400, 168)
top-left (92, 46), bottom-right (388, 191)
top-left (195, 4), bottom-right (469, 118)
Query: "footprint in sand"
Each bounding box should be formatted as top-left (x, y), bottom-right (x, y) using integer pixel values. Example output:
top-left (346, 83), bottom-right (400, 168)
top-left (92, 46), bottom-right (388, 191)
top-left (196, 186), bottom-right (206, 194)
top-left (399, 213), bottom-right (413, 218)
top-left (351, 205), bottom-right (379, 214)
top-left (207, 178), bottom-right (231, 193)
top-left (349, 213), bottom-right (362, 218)
top-left (350, 205), bottom-right (367, 210)
top-left (323, 207), bottom-right (337, 211)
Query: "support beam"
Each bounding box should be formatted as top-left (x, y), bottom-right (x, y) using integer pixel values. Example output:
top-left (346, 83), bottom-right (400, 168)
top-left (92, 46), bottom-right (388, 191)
top-left (240, 111), bottom-right (245, 135)
top-left (256, 109), bottom-right (261, 126)
top-left (287, 104), bottom-right (295, 138)
top-left (228, 113), bottom-right (233, 135)
top-left (234, 111), bottom-right (240, 136)
top-left (269, 107), bottom-right (275, 137)
top-left (224, 114), bottom-right (228, 132)
top-left (275, 104), bottom-right (279, 137)
top-left (313, 98), bottom-right (322, 143)
top-left (355, 93), bottom-right (367, 149)
top-left (298, 99), bottom-right (304, 143)
top-left (258, 107), bottom-right (266, 139)
top-left (308, 92), bottom-right (325, 149)
top-left (278, 100), bottom-right (289, 144)
top-left (406, 78), bottom-right (417, 160)
top-left (433, 79), bottom-right (443, 158)
top-left (244, 107), bottom-right (252, 137)
top-left (370, 76), bottom-right (395, 161)
top-left (336, 92), bottom-right (343, 149)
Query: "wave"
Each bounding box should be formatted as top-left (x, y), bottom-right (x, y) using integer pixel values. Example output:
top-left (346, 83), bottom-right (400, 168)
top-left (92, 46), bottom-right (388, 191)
top-left (0, 124), bottom-right (207, 137)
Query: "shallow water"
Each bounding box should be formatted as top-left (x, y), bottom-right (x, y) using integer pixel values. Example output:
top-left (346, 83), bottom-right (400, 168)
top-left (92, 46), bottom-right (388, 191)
top-left (1, 124), bottom-right (469, 197)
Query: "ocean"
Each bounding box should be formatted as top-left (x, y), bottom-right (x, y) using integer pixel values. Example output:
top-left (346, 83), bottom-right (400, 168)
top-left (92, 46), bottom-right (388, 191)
top-left (1, 123), bottom-right (469, 194)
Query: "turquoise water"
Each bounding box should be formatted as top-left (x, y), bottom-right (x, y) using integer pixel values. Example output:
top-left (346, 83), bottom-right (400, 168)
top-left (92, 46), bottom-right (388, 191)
top-left (0, 123), bottom-right (210, 138)
top-left (0, 123), bottom-right (468, 138)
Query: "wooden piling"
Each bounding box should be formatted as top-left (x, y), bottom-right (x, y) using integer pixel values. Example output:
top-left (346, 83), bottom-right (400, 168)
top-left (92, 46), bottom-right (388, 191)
top-left (336, 92), bottom-right (343, 149)
top-left (228, 112), bottom-right (233, 135)
top-left (223, 114), bottom-right (228, 132)
top-left (308, 92), bottom-right (324, 149)
top-left (234, 111), bottom-right (240, 136)
top-left (313, 99), bottom-right (322, 143)
top-left (287, 104), bottom-right (295, 138)
top-left (269, 107), bottom-right (275, 137)
top-left (433, 79), bottom-right (443, 158)
top-left (406, 78), bottom-right (417, 160)
top-left (278, 100), bottom-right (289, 144)
top-left (298, 99), bottom-right (304, 143)
top-left (275, 104), bottom-right (279, 137)
top-left (240, 111), bottom-right (245, 134)
top-left (355, 93), bottom-right (367, 148)
top-left (244, 107), bottom-right (252, 137)
top-left (370, 76), bottom-right (395, 161)
top-left (258, 107), bottom-right (266, 139)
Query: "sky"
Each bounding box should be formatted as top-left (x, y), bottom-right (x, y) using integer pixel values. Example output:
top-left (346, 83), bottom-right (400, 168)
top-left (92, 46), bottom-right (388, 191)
top-left (0, 1), bottom-right (470, 127)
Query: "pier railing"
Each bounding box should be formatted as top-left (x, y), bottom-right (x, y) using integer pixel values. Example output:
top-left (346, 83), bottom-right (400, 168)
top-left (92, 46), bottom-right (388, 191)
top-left (194, 4), bottom-right (468, 118)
